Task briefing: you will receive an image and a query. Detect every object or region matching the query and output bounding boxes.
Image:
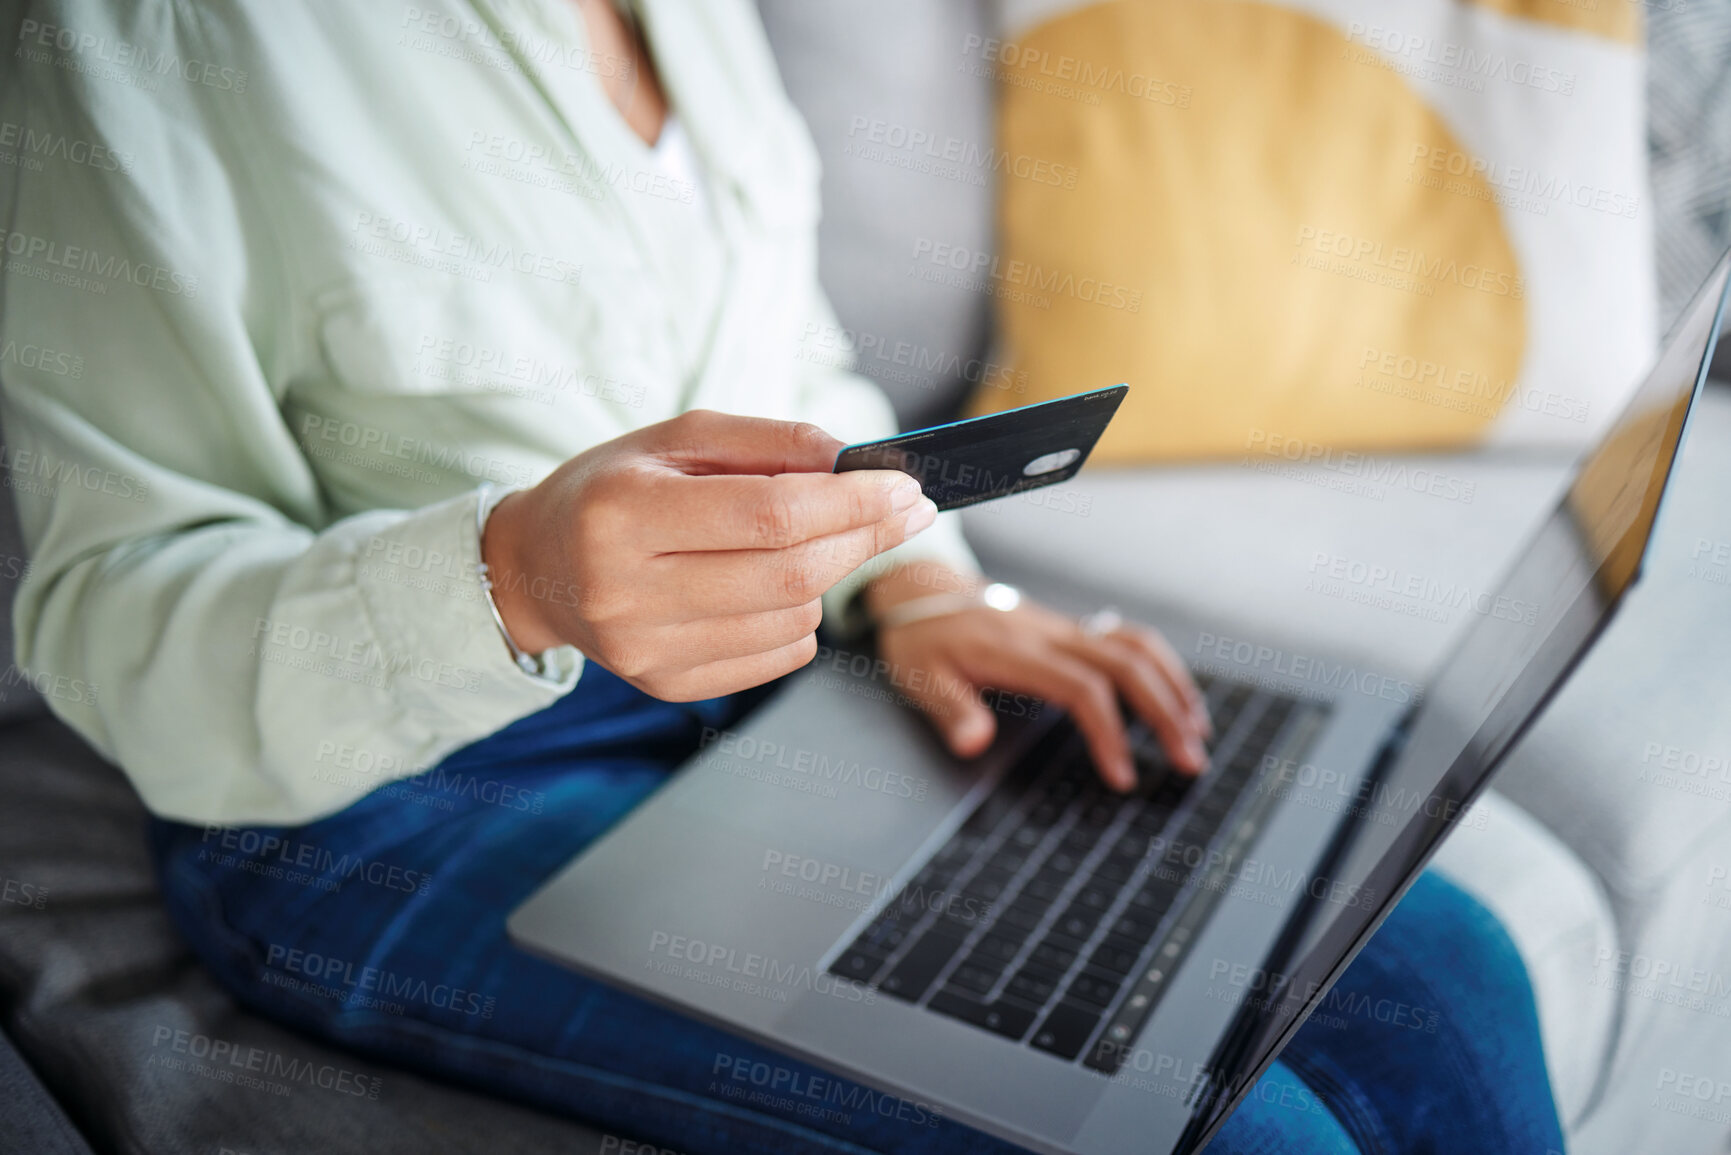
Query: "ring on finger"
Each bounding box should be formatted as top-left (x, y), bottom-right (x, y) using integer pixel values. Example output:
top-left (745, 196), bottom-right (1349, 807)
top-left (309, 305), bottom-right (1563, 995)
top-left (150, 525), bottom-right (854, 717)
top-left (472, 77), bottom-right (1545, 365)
top-left (1079, 605), bottom-right (1123, 639)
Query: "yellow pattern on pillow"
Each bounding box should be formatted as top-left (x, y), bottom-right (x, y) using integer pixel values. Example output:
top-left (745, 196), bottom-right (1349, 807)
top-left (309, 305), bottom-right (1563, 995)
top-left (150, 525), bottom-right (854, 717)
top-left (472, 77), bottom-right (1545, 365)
top-left (970, 0), bottom-right (1529, 464)
top-left (1466, 0), bottom-right (1639, 43)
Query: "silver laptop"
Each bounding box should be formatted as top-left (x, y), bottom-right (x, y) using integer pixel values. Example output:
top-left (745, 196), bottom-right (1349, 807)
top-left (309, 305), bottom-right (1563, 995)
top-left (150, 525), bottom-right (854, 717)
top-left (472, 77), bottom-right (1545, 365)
top-left (510, 252), bottom-right (1730, 1155)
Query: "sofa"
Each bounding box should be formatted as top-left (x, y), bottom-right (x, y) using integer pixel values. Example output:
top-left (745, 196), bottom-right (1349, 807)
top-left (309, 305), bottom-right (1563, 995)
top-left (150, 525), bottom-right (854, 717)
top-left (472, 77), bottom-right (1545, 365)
top-left (3, 1), bottom-right (1730, 1153)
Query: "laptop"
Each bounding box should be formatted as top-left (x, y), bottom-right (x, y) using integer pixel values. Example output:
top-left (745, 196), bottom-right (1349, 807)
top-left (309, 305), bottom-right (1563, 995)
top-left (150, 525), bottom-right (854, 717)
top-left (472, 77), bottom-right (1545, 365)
top-left (510, 251), bottom-right (1730, 1155)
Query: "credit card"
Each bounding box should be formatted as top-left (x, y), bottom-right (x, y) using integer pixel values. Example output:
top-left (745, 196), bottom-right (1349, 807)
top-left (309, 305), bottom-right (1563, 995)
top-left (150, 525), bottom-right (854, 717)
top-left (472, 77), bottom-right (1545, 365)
top-left (833, 385), bottom-right (1128, 511)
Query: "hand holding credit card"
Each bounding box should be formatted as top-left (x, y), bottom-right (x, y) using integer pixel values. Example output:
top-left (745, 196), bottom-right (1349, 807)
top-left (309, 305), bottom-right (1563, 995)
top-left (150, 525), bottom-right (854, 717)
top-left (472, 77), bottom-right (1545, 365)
top-left (832, 385), bottom-right (1128, 510)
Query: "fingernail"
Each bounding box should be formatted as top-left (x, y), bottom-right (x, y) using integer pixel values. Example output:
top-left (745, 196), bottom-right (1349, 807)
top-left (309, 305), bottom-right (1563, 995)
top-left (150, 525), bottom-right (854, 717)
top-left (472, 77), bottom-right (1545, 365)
top-left (1186, 739), bottom-right (1210, 772)
top-left (890, 477), bottom-right (922, 512)
top-left (904, 497), bottom-right (937, 534)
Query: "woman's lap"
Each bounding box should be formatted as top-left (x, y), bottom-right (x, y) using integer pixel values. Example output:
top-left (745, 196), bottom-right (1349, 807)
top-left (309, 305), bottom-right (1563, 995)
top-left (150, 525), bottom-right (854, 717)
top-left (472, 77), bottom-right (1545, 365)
top-left (151, 667), bottom-right (1562, 1155)
top-left (154, 668), bottom-right (1008, 1154)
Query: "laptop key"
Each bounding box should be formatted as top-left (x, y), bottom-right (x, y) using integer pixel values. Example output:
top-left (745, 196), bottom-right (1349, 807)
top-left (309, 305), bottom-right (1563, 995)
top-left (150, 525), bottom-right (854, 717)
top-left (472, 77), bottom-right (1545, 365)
top-left (1078, 799), bottom-right (1117, 829)
top-left (1113, 828), bottom-right (1153, 857)
top-left (935, 833), bottom-right (986, 866)
top-left (1153, 771), bottom-right (1193, 802)
top-left (1092, 857), bottom-right (1136, 884)
top-left (1123, 891), bottom-right (1165, 923)
top-left (1111, 914), bottom-right (1159, 941)
top-left (1221, 756), bottom-right (1260, 783)
top-left (997, 900), bottom-right (1047, 933)
top-left (1030, 1001), bottom-right (1105, 1061)
top-left (879, 928), bottom-right (966, 1001)
top-left (864, 921), bottom-right (910, 954)
top-left (1072, 884), bottom-right (1117, 912)
top-left (1030, 940), bottom-right (1079, 972)
top-left (938, 903), bottom-right (990, 935)
top-left (927, 989), bottom-right (1038, 1042)
top-left (949, 961), bottom-right (1002, 996)
top-left (1005, 966), bottom-right (1060, 1006)
top-left (1139, 880), bottom-right (1183, 914)
top-left (1060, 821), bottom-right (1097, 847)
top-left (1022, 873), bottom-right (1068, 903)
top-left (972, 935), bottom-right (1023, 966)
top-left (962, 869), bottom-right (1016, 904)
top-left (832, 948), bottom-right (888, 983)
top-left (1052, 905), bottom-right (1103, 941)
top-left (1067, 971), bottom-right (1123, 1009)
top-left (1193, 790), bottom-right (1235, 818)
top-left (1045, 851), bottom-right (1085, 877)
top-left (1089, 941), bottom-right (1140, 977)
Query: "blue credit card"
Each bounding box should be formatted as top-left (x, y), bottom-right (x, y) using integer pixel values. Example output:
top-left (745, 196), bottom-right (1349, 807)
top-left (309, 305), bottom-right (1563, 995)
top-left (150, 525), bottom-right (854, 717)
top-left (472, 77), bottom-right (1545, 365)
top-left (833, 385), bottom-right (1128, 511)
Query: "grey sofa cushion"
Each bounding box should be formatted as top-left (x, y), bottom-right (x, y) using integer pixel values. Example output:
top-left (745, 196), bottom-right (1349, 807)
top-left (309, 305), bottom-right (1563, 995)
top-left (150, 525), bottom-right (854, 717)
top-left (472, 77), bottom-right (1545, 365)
top-left (0, 712), bottom-right (614, 1155)
top-left (964, 440), bottom-right (1576, 681)
top-left (0, 1026), bottom-right (92, 1155)
top-left (1487, 383), bottom-right (1731, 902)
top-left (756, 0), bottom-right (997, 431)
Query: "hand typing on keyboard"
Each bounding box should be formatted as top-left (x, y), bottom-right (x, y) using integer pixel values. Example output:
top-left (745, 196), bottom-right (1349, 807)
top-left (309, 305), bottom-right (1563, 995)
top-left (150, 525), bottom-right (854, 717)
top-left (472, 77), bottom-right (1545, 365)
top-left (833, 678), bottom-right (1306, 1064)
top-left (865, 563), bottom-right (1212, 791)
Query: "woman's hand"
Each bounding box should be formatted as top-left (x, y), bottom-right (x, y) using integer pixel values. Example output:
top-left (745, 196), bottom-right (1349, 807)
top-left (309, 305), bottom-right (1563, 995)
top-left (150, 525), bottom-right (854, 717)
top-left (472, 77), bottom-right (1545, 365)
top-left (867, 564), bottom-right (1211, 792)
top-left (482, 410), bottom-right (936, 701)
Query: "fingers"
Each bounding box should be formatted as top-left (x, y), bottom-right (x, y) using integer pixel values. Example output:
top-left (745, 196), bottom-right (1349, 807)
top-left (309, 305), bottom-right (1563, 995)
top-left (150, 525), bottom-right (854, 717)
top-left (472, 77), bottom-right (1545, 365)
top-left (896, 658), bottom-right (998, 758)
top-left (641, 601), bottom-right (825, 669)
top-left (536, 411), bottom-right (943, 697)
top-left (647, 409), bottom-right (846, 475)
top-left (648, 498), bottom-right (939, 618)
top-left (1118, 626), bottom-right (1211, 738)
top-left (636, 634), bottom-right (820, 702)
top-left (1035, 652), bottom-right (1138, 793)
top-left (1068, 634), bottom-right (1208, 777)
top-left (872, 598), bottom-right (1212, 793)
top-left (635, 468), bottom-right (925, 552)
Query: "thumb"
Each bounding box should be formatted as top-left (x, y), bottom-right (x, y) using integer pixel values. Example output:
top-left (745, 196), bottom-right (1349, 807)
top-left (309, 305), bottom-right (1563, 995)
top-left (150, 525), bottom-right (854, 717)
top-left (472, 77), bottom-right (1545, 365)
top-left (653, 409), bottom-right (844, 475)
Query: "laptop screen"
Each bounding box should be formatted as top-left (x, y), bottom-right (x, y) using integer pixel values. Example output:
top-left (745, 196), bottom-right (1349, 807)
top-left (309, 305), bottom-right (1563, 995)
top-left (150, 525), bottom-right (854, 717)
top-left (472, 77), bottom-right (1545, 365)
top-left (1191, 250), bottom-right (1731, 1148)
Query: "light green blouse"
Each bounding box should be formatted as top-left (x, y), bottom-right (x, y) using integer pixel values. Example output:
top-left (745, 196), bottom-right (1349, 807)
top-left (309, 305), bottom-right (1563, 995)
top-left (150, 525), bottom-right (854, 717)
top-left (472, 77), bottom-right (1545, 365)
top-left (0, 0), bottom-right (976, 825)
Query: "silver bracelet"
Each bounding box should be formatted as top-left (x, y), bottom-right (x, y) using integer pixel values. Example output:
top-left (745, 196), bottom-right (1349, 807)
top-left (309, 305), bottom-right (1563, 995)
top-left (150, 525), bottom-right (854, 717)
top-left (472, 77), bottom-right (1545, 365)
top-left (874, 581), bottom-right (1021, 631)
top-left (475, 485), bottom-right (550, 679)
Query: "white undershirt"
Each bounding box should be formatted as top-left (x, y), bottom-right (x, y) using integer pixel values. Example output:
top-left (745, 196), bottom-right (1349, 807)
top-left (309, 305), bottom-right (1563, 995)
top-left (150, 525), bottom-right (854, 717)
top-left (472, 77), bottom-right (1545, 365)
top-left (651, 114), bottom-right (710, 220)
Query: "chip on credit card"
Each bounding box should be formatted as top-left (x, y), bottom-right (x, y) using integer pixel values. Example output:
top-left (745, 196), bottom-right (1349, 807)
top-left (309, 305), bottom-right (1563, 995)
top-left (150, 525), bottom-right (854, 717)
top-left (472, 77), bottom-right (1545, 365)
top-left (833, 385), bottom-right (1128, 511)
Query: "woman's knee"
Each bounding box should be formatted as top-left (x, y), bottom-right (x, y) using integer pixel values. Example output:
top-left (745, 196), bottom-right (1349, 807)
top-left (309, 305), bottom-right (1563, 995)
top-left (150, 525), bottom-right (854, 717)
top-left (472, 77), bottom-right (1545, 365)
top-left (1203, 1059), bottom-right (1360, 1155)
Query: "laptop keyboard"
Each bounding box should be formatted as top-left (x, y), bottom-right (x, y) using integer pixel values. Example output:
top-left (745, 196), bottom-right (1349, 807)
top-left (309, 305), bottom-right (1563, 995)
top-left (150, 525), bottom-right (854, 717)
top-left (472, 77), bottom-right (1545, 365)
top-left (827, 675), bottom-right (1325, 1073)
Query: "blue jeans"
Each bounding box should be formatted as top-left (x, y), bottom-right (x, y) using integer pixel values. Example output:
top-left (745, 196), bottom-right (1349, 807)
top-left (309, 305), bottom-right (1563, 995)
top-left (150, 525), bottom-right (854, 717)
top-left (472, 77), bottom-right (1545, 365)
top-left (150, 665), bottom-right (1565, 1154)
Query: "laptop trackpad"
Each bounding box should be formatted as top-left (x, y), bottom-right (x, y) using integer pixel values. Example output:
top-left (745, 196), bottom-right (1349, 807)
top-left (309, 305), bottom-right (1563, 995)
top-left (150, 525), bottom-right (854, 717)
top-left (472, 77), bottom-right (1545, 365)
top-left (659, 666), bottom-right (1023, 874)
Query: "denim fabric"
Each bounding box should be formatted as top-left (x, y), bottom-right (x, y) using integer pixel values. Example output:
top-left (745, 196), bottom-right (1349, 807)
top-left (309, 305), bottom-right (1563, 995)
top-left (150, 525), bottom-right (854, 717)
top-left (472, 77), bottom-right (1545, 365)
top-left (1202, 870), bottom-right (1567, 1155)
top-left (151, 665), bottom-right (1564, 1154)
